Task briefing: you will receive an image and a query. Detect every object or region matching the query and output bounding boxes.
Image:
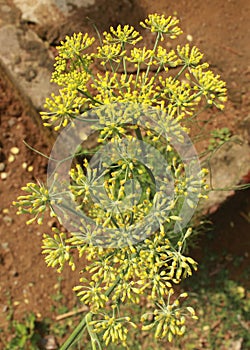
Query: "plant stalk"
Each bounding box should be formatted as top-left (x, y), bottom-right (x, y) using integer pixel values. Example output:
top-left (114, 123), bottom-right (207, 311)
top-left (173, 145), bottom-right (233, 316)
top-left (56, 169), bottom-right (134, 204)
top-left (60, 276), bottom-right (121, 349)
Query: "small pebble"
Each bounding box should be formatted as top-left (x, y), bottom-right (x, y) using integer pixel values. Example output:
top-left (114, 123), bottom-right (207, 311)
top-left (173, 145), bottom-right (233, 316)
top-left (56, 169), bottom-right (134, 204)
top-left (8, 118), bottom-right (16, 128)
top-left (10, 147), bottom-right (20, 155)
top-left (2, 305), bottom-right (9, 313)
top-left (3, 216), bottom-right (13, 225)
top-left (22, 162), bottom-right (28, 169)
top-left (187, 34), bottom-right (193, 42)
top-left (8, 155), bottom-right (15, 163)
top-left (43, 335), bottom-right (58, 350)
top-left (1, 172), bottom-right (7, 180)
top-left (0, 162), bottom-right (5, 171)
top-left (1, 242), bottom-right (9, 250)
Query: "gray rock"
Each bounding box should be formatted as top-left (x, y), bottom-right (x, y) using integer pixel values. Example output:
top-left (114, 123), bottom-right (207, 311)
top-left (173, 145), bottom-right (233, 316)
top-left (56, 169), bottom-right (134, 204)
top-left (0, 24), bottom-right (57, 110)
top-left (12, 0), bottom-right (95, 25)
top-left (200, 140), bottom-right (250, 214)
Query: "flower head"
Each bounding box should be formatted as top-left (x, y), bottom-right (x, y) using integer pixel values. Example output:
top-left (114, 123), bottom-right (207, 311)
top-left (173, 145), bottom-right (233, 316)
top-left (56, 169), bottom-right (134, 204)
top-left (103, 25), bottom-right (142, 45)
top-left (141, 14), bottom-right (183, 40)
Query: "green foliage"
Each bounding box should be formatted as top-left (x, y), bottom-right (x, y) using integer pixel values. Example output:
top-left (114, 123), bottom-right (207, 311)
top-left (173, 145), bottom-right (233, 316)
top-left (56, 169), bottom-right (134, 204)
top-left (4, 313), bottom-right (41, 350)
top-left (13, 13), bottom-right (228, 349)
top-left (208, 127), bottom-right (232, 151)
top-left (184, 278), bottom-right (250, 349)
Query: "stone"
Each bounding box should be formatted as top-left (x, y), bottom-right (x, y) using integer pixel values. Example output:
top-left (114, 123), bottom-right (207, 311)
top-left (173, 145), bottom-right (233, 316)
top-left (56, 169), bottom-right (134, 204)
top-left (3, 215), bottom-right (13, 225)
top-left (10, 147), bottom-right (20, 155)
top-left (0, 24), bottom-right (57, 110)
top-left (0, 162), bottom-right (5, 171)
top-left (12, 0), bottom-right (95, 26)
top-left (8, 155), bottom-right (15, 163)
top-left (8, 118), bottom-right (17, 127)
top-left (201, 140), bottom-right (250, 214)
top-left (0, 172), bottom-right (8, 180)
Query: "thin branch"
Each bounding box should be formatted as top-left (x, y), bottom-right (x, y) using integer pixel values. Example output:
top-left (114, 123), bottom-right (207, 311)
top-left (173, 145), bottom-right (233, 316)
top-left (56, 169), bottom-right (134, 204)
top-left (55, 306), bottom-right (89, 321)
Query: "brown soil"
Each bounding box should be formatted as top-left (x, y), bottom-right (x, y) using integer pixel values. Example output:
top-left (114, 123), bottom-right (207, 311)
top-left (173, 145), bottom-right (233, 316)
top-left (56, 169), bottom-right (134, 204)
top-left (0, 0), bottom-right (249, 348)
top-left (0, 67), bottom-right (81, 328)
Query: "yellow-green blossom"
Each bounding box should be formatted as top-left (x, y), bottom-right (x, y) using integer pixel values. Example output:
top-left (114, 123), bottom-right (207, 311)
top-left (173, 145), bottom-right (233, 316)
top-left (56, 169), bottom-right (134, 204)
top-left (103, 25), bottom-right (142, 45)
top-left (56, 32), bottom-right (95, 59)
top-left (176, 44), bottom-right (204, 67)
top-left (42, 228), bottom-right (75, 272)
top-left (41, 89), bottom-right (87, 130)
top-left (128, 47), bottom-right (154, 67)
top-left (90, 311), bottom-right (137, 347)
top-left (188, 66), bottom-right (227, 109)
top-left (95, 43), bottom-right (126, 66)
top-left (73, 280), bottom-right (108, 311)
top-left (13, 182), bottom-right (57, 225)
top-left (158, 76), bottom-right (202, 115)
top-left (141, 13), bottom-right (183, 40)
top-left (13, 13), bottom-right (229, 348)
top-left (141, 292), bottom-right (197, 341)
top-left (154, 46), bottom-right (181, 68)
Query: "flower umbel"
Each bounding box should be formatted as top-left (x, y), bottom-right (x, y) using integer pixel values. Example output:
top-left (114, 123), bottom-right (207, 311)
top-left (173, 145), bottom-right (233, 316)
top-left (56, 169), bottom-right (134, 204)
top-left (13, 182), bottom-right (57, 225)
top-left (103, 25), bottom-right (142, 45)
top-left (141, 291), bottom-right (198, 341)
top-left (140, 13), bottom-right (183, 40)
top-left (42, 228), bottom-right (75, 272)
top-left (13, 12), bottom-right (228, 350)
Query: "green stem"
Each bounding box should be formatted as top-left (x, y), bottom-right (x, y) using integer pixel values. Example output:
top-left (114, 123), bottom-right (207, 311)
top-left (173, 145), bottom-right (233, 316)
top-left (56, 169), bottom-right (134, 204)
top-left (77, 88), bottom-right (103, 105)
top-left (135, 127), bottom-right (156, 196)
top-left (135, 63), bottom-right (141, 86)
top-left (60, 317), bottom-right (87, 350)
top-left (86, 313), bottom-right (102, 350)
top-left (150, 64), bottom-right (163, 86)
top-left (60, 276), bottom-right (121, 350)
top-left (174, 64), bottom-right (187, 81)
top-left (144, 32), bottom-right (161, 81)
top-left (121, 43), bottom-right (127, 80)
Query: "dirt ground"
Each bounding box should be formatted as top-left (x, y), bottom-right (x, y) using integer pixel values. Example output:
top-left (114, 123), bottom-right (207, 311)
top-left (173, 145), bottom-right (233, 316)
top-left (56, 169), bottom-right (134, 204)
top-left (0, 0), bottom-right (249, 348)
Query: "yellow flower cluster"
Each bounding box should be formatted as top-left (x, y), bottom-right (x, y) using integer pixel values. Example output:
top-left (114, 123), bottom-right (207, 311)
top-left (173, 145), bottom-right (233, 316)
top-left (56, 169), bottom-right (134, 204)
top-left (14, 13), bottom-right (229, 349)
top-left (96, 43), bottom-right (126, 66)
top-left (56, 32), bottom-right (95, 59)
top-left (187, 67), bottom-right (227, 109)
top-left (140, 13), bottom-right (183, 40)
top-left (103, 25), bottom-right (142, 45)
top-left (141, 291), bottom-right (198, 341)
top-left (176, 44), bottom-right (204, 67)
top-left (42, 228), bottom-right (75, 272)
top-left (73, 280), bottom-right (108, 311)
top-left (128, 47), bottom-right (154, 67)
top-left (154, 46), bottom-right (180, 68)
top-left (41, 90), bottom-right (87, 130)
top-left (13, 182), bottom-right (56, 225)
top-left (89, 308), bottom-right (137, 347)
top-left (40, 13), bottom-right (227, 130)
